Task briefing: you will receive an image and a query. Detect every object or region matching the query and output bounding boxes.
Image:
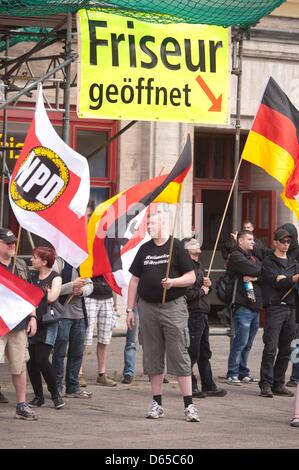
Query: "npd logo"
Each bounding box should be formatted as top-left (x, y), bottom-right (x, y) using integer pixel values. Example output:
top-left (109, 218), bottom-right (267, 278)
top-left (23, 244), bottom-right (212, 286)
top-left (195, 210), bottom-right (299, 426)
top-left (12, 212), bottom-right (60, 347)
top-left (10, 146), bottom-right (69, 211)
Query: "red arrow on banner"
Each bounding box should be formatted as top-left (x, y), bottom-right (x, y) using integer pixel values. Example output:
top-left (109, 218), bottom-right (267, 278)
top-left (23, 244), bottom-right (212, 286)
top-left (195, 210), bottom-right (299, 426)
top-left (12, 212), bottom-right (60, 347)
top-left (195, 75), bottom-right (222, 112)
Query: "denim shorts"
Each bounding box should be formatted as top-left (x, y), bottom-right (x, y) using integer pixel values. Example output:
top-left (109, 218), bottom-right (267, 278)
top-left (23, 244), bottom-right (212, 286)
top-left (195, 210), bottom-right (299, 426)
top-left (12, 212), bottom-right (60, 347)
top-left (138, 296), bottom-right (191, 376)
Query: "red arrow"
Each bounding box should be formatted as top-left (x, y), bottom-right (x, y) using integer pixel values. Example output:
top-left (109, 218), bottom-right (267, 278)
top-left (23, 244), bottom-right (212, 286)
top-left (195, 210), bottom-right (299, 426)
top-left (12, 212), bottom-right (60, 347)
top-left (195, 75), bottom-right (222, 112)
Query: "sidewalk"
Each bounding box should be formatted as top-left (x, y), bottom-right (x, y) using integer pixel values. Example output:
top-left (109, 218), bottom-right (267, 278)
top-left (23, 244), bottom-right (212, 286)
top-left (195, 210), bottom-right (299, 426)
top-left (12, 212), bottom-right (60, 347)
top-left (0, 329), bottom-right (298, 449)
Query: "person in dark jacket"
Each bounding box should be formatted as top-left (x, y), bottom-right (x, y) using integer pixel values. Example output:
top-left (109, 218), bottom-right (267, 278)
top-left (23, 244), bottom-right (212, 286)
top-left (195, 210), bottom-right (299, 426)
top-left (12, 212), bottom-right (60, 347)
top-left (277, 223), bottom-right (299, 388)
top-left (221, 220), bottom-right (269, 264)
top-left (226, 229), bottom-right (262, 384)
top-left (183, 238), bottom-right (227, 398)
top-left (259, 228), bottom-right (298, 398)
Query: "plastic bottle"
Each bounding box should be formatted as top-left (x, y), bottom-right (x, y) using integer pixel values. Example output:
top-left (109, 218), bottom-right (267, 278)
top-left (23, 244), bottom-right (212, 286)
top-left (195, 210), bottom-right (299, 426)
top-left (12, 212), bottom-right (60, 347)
top-left (244, 280), bottom-right (256, 302)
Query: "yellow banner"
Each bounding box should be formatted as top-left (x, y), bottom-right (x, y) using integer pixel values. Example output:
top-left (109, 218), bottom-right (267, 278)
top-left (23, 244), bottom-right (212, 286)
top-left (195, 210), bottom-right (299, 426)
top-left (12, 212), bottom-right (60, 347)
top-left (77, 10), bottom-right (229, 124)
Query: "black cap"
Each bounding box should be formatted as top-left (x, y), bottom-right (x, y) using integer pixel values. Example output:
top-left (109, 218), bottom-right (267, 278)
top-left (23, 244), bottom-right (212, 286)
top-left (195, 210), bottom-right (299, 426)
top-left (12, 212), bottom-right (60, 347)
top-left (274, 228), bottom-right (292, 241)
top-left (0, 228), bottom-right (17, 243)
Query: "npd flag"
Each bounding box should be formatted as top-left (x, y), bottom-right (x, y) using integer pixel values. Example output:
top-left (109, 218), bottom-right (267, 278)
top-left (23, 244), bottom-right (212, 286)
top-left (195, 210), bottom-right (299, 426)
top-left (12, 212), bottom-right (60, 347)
top-left (242, 77), bottom-right (299, 217)
top-left (9, 86), bottom-right (90, 267)
top-left (0, 266), bottom-right (44, 337)
top-left (81, 136), bottom-right (192, 298)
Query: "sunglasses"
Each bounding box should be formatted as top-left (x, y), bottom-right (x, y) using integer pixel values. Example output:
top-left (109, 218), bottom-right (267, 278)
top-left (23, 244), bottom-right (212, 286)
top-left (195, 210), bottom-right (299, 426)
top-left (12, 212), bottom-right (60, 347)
top-left (278, 239), bottom-right (291, 245)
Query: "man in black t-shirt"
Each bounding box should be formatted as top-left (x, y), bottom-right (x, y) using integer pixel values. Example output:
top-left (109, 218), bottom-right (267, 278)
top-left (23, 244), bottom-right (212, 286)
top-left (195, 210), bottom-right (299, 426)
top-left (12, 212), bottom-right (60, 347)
top-left (127, 209), bottom-right (200, 422)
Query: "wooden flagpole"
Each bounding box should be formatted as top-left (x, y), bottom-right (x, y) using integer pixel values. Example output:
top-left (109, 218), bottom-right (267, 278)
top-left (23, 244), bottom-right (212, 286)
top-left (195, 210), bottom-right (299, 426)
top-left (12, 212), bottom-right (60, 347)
top-left (207, 157), bottom-right (243, 278)
top-left (162, 202), bottom-right (180, 304)
top-left (12, 225), bottom-right (22, 274)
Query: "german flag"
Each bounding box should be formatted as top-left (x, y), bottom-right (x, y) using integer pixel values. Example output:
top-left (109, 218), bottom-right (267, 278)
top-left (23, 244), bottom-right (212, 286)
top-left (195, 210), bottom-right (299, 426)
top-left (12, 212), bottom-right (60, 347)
top-left (242, 77), bottom-right (299, 216)
top-left (80, 136), bottom-right (191, 296)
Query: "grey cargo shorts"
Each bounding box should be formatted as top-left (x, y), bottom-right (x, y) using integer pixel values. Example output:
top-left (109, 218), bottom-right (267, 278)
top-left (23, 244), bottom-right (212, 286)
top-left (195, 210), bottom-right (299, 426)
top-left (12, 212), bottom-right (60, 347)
top-left (138, 296), bottom-right (191, 377)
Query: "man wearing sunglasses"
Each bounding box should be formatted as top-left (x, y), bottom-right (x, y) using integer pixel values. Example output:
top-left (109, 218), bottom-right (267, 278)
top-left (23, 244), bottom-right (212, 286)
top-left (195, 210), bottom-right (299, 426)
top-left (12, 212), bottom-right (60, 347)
top-left (260, 228), bottom-right (298, 398)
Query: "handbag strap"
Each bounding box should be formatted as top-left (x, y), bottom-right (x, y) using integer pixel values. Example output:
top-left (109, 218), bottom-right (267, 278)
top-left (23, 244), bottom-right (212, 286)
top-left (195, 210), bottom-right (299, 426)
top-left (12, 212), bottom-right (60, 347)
top-left (231, 278), bottom-right (238, 306)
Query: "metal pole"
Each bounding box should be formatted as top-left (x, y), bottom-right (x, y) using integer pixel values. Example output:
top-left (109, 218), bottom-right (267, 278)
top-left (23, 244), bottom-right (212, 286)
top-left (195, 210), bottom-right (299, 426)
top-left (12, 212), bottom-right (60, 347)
top-left (63, 13), bottom-right (72, 145)
top-left (0, 35), bottom-right (9, 225)
top-left (230, 29), bottom-right (244, 346)
top-left (0, 54), bottom-right (78, 110)
top-left (232, 30), bottom-right (244, 233)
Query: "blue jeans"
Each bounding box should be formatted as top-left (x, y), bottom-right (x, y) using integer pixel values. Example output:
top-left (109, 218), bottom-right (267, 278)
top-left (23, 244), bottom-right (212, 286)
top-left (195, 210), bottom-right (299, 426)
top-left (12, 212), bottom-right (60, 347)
top-left (227, 306), bottom-right (259, 379)
top-left (123, 309), bottom-right (139, 378)
top-left (52, 318), bottom-right (86, 394)
top-left (290, 323), bottom-right (299, 382)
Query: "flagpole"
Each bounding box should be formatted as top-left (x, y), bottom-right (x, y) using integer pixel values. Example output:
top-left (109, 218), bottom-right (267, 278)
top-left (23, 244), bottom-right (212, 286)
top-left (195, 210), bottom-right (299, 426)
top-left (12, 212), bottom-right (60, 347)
top-left (12, 225), bottom-right (22, 274)
top-left (162, 202), bottom-right (181, 304)
top-left (207, 157), bottom-right (243, 278)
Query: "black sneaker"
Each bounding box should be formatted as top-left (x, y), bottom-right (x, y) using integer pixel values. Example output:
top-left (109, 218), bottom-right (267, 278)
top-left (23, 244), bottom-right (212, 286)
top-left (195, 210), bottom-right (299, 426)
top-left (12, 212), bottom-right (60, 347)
top-left (260, 385), bottom-right (273, 398)
top-left (272, 385), bottom-right (294, 397)
top-left (15, 403), bottom-right (38, 420)
top-left (286, 380), bottom-right (298, 388)
top-left (52, 395), bottom-right (65, 409)
top-left (28, 397), bottom-right (45, 407)
top-left (205, 388), bottom-right (227, 397)
top-left (192, 388), bottom-right (207, 398)
top-left (0, 390), bottom-right (8, 403)
top-left (121, 375), bottom-right (133, 384)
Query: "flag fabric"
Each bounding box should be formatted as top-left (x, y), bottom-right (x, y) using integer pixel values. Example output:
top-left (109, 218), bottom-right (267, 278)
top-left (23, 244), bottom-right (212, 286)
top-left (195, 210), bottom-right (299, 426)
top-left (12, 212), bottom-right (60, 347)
top-left (242, 77), bottom-right (299, 217)
top-left (0, 265), bottom-right (44, 337)
top-left (9, 86), bottom-right (90, 267)
top-left (80, 136), bottom-right (192, 298)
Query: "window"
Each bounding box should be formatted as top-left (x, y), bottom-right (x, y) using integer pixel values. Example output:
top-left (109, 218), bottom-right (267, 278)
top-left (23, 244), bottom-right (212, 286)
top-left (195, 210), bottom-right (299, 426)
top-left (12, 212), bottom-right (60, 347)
top-left (76, 129), bottom-right (108, 178)
top-left (194, 132), bottom-right (248, 182)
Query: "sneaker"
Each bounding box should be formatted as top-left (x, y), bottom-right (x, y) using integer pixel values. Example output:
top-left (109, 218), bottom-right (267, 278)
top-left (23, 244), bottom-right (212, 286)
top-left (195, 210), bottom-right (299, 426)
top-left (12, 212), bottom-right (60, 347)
top-left (15, 403), bottom-right (38, 421)
top-left (272, 385), bottom-right (294, 397)
top-left (290, 418), bottom-right (299, 427)
top-left (192, 388), bottom-right (207, 398)
top-left (79, 375), bottom-right (87, 387)
top-left (145, 400), bottom-right (164, 419)
top-left (260, 385), bottom-right (273, 398)
top-left (0, 390), bottom-right (8, 403)
top-left (184, 403), bottom-right (200, 422)
top-left (96, 373), bottom-right (117, 387)
top-left (205, 388), bottom-right (227, 397)
top-left (52, 395), bottom-right (65, 409)
top-left (121, 375), bottom-right (133, 384)
top-left (226, 376), bottom-right (241, 386)
top-left (240, 376), bottom-right (258, 383)
top-left (28, 397), bottom-right (45, 407)
top-left (286, 380), bottom-right (298, 388)
top-left (65, 389), bottom-right (93, 399)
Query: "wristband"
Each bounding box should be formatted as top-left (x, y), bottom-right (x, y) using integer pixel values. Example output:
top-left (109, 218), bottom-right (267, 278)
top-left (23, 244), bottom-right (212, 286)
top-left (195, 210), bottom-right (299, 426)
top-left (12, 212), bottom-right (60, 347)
top-left (29, 315), bottom-right (38, 320)
top-left (126, 308), bottom-right (133, 314)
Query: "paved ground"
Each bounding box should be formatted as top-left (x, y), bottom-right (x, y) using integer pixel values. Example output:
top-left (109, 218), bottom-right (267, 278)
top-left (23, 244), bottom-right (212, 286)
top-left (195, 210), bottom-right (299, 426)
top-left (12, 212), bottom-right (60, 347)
top-left (0, 329), bottom-right (298, 450)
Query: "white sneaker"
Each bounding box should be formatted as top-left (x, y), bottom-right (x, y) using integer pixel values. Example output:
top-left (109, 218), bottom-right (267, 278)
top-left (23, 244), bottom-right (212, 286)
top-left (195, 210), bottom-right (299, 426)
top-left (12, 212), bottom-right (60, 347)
top-left (184, 404), bottom-right (200, 422)
top-left (241, 376), bottom-right (258, 383)
top-left (145, 400), bottom-right (164, 419)
top-left (226, 376), bottom-right (241, 386)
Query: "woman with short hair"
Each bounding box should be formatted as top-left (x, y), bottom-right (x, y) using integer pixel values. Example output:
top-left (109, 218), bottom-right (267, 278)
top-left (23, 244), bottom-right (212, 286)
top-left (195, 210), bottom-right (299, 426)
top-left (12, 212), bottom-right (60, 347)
top-left (27, 246), bottom-right (65, 409)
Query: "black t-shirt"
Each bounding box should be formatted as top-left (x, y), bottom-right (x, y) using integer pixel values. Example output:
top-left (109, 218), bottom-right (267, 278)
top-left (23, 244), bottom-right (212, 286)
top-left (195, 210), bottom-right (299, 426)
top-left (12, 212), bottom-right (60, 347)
top-left (129, 237), bottom-right (193, 303)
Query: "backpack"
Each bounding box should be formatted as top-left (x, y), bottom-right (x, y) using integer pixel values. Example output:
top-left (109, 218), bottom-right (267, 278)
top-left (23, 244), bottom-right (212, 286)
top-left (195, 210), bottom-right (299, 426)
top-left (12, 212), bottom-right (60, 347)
top-left (215, 273), bottom-right (236, 304)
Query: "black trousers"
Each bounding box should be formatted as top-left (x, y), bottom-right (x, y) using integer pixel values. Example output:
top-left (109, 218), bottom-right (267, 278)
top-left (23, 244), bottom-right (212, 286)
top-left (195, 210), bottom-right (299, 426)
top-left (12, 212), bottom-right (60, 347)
top-left (188, 312), bottom-right (216, 392)
top-left (27, 343), bottom-right (60, 399)
top-left (260, 305), bottom-right (296, 388)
